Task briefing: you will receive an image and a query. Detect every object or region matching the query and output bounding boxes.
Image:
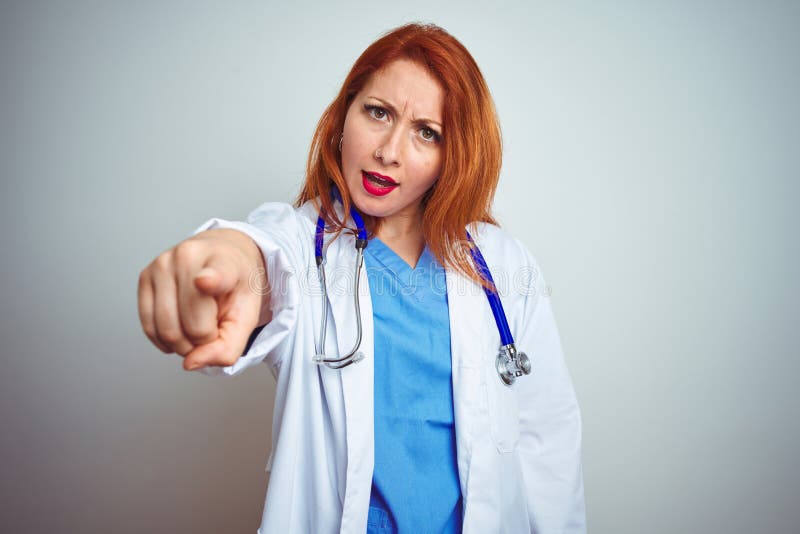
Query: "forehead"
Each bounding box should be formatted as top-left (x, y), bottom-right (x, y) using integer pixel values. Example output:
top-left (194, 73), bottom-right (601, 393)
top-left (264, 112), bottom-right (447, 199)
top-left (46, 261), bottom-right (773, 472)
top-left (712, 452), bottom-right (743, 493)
top-left (360, 59), bottom-right (444, 119)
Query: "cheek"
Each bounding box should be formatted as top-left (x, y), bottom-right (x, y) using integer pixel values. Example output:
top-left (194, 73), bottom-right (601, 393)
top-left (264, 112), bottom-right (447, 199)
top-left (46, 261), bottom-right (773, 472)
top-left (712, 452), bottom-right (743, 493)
top-left (342, 127), bottom-right (371, 171)
top-left (416, 154), bottom-right (442, 185)
top-left (340, 135), bottom-right (360, 173)
top-left (340, 142), bottom-right (354, 172)
top-left (340, 109), bottom-right (360, 169)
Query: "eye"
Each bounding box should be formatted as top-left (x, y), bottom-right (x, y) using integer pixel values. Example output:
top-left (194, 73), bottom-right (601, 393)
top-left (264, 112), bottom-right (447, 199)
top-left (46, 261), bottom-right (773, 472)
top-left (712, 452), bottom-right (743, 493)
top-left (419, 126), bottom-right (441, 143)
top-left (365, 104), bottom-right (388, 121)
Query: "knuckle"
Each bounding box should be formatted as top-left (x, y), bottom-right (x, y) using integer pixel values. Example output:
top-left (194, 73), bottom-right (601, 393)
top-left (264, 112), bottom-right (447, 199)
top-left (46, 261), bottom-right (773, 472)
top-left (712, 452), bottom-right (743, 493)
top-left (173, 241), bottom-right (203, 264)
top-left (159, 328), bottom-right (183, 345)
top-left (183, 323), bottom-right (214, 343)
top-left (153, 340), bottom-right (172, 354)
top-left (175, 344), bottom-right (193, 357)
top-left (152, 252), bottom-right (172, 272)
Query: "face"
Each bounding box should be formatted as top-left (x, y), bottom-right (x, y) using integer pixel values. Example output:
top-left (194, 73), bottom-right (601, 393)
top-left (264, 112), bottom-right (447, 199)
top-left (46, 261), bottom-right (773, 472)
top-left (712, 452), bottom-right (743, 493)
top-left (340, 59), bottom-right (444, 225)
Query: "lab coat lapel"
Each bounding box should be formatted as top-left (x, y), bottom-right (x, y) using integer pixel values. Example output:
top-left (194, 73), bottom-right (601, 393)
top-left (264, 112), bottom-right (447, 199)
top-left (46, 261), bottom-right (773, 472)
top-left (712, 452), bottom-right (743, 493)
top-left (446, 267), bottom-right (489, 501)
top-left (446, 268), bottom-right (487, 368)
top-left (326, 232), bottom-right (374, 531)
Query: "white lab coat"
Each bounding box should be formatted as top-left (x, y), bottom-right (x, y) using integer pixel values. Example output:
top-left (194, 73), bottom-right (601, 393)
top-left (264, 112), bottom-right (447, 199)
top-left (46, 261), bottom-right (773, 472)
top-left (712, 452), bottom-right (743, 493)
top-left (194, 200), bottom-right (586, 533)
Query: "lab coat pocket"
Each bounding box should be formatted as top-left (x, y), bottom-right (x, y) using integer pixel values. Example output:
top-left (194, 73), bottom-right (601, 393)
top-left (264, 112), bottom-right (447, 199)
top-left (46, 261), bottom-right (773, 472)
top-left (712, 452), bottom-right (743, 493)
top-left (485, 358), bottom-right (521, 453)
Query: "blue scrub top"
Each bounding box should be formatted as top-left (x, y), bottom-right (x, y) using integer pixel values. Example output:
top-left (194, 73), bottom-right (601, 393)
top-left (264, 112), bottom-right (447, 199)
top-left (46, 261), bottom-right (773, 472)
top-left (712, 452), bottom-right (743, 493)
top-left (364, 237), bottom-right (463, 534)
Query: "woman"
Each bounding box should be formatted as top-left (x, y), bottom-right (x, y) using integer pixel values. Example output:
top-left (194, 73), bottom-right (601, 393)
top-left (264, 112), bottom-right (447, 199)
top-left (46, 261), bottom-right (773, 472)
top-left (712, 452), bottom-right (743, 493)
top-left (138, 23), bottom-right (585, 533)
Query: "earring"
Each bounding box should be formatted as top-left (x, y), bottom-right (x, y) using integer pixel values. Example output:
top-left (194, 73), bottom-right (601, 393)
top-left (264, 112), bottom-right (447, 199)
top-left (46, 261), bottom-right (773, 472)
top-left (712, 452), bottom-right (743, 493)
top-left (338, 134), bottom-right (344, 152)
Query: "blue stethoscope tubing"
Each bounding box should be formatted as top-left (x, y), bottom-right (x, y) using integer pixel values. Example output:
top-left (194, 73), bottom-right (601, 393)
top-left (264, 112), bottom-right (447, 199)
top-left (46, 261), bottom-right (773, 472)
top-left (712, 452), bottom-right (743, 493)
top-left (466, 230), bottom-right (512, 346)
top-left (312, 189), bottom-right (531, 385)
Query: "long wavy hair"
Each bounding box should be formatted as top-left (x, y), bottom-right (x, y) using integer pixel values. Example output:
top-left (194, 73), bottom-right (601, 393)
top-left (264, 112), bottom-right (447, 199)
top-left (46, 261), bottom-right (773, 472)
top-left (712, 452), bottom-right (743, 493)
top-left (296, 23), bottom-right (503, 285)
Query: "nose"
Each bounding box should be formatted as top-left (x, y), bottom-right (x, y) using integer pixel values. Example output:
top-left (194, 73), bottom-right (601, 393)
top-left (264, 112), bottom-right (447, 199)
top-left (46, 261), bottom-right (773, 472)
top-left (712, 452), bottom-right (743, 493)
top-left (375, 126), bottom-right (403, 166)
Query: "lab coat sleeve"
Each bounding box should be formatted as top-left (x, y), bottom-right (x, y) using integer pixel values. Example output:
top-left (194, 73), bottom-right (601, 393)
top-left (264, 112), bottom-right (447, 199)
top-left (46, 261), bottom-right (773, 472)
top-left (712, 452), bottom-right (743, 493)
top-left (189, 202), bottom-right (307, 377)
top-left (513, 242), bottom-right (587, 533)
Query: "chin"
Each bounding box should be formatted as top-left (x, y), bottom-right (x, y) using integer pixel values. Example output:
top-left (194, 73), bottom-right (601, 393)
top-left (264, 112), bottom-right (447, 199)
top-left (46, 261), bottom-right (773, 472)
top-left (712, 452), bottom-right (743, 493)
top-left (351, 197), bottom-right (390, 218)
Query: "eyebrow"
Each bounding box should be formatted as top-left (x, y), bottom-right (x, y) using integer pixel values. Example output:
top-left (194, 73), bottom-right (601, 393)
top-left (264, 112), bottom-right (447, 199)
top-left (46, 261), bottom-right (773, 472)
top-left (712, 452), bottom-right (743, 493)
top-left (367, 96), bottom-right (443, 129)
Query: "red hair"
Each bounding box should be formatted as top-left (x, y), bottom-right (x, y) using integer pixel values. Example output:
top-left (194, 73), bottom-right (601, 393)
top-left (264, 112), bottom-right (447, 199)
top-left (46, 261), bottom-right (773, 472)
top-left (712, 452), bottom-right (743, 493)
top-left (296, 23), bottom-right (502, 285)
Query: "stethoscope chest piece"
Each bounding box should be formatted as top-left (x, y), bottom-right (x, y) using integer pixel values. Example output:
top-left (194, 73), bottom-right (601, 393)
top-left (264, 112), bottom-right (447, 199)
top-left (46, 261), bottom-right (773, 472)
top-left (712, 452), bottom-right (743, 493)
top-left (467, 230), bottom-right (533, 386)
top-left (496, 344), bottom-right (532, 386)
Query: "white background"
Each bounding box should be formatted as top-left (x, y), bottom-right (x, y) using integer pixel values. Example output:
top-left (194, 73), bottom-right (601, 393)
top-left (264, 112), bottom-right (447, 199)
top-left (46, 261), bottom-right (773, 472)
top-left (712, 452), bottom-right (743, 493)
top-left (1, 1), bottom-right (798, 532)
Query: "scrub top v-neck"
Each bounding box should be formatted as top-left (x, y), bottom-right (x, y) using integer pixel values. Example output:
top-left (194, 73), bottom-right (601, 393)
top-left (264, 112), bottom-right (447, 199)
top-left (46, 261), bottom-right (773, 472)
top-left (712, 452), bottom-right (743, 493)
top-left (363, 237), bottom-right (463, 534)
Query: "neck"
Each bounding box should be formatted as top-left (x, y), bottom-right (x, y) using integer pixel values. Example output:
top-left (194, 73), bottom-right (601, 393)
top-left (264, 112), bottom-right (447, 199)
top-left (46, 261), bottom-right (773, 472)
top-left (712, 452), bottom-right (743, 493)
top-left (375, 210), bottom-right (426, 268)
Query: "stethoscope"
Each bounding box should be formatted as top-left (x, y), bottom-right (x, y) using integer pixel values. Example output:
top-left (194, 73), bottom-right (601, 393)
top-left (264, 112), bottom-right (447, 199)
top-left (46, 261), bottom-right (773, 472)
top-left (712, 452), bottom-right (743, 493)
top-left (311, 188), bottom-right (532, 386)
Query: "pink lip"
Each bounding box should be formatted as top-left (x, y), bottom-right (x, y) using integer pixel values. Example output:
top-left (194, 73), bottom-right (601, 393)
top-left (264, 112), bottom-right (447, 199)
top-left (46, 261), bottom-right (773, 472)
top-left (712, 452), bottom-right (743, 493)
top-left (361, 171), bottom-right (398, 196)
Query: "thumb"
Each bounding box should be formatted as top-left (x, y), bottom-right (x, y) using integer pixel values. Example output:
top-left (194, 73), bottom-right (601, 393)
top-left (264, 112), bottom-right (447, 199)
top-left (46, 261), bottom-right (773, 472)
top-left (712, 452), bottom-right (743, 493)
top-left (194, 256), bottom-right (240, 297)
top-left (182, 298), bottom-right (256, 371)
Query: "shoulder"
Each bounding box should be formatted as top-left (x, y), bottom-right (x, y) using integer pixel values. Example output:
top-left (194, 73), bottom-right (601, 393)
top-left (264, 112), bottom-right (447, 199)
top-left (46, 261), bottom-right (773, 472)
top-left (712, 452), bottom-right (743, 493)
top-left (468, 222), bottom-right (551, 303)
top-left (468, 222), bottom-right (539, 271)
top-left (244, 200), bottom-right (317, 237)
